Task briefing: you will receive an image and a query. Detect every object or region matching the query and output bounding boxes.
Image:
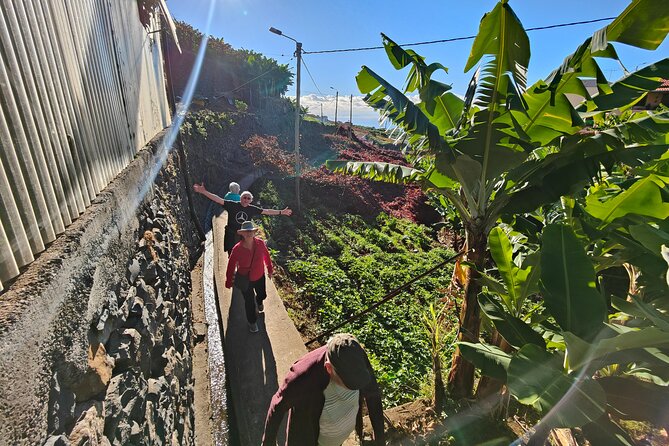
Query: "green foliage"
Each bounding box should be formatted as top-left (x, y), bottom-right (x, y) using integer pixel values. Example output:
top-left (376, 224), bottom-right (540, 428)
top-left (507, 344), bottom-right (606, 428)
top-left (171, 21), bottom-right (293, 104)
top-left (235, 100), bottom-right (248, 112)
top-left (285, 217), bottom-right (457, 406)
top-left (180, 110), bottom-right (234, 138)
top-left (257, 179), bottom-right (457, 406)
top-left (540, 224), bottom-right (607, 340)
top-left (461, 219), bottom-right (669, 442)
top-left (328, 0), bottom-right (669, 401)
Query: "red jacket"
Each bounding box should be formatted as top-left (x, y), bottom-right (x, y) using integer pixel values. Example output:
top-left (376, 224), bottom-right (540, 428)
top-left (262, 346), bottom-right (385, 446)
top-left (225, 238), bottom-right (273, 287)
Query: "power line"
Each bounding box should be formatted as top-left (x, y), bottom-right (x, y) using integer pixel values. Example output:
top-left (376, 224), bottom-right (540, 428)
top-left (301, 55), bottom-right (323, 95)
top-left (303, 16), bottom-right (616, 55)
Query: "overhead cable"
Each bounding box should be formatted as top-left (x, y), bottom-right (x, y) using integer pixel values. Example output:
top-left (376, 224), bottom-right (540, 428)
top-left (301, 55), bottom-right (323, 95)
top-left (303, 16), bottom-right (616, 55)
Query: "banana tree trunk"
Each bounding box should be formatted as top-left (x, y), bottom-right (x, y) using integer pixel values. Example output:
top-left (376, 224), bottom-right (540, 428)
top-left (447, 227), bottom-right (487, 398)
top-left (475, 331), bottom-right (510, 399)
top-left (433, 350), bottom-right (446, 413)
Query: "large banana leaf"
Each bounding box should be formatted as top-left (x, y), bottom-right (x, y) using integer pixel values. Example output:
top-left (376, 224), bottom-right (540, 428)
top-left (629, 222), bottom-right (669, 257)
top-left (488, 227), bottom-right (540, 314)
top-left (465, 0), bottom-right (529, 100)
top-left (505, 46), bottom-right (620, 147)
top-left (357, 66), bottom-right (443, 149)
top-left (605, 0), bottom-right (669, 50)
top-left (540, 225), bottom-right (606, 339)
top-left (564, 328), bottom-right (669, 371)
top-left (507, 344), bottom-right (606, 427)
top-left (543, 0), bottom-right (669, 106)
top-left (452, 109), bottom-right (530, 184)
top-left (587, 59), bottom-right (669, 111)
top-left (497, 112), bottom-right (669, 216)
top-left (611, 295), bottom-right (669, 331)
top-left (380, 33), bottom-right (452, 116)
top-left (422, 92), bottom-right (464, 136)
top-left (324, 160), bottom-right (422, 185)
top-left (505, 80), bottom-right (583, 146)
top-left (458, 0), bottom-right (531, 207)
top-left (542, 36), bottom-right (618, 106)
top-left (479, 294), bottom-right (545, 349)
top-left (581, 415), bottom-right (635, 446)
top-left (458, 342), bottom-right (511, 381)
top-left (584, 174), bottom-right (669, 224)
top-left (598, 376), bottom-right (669, 424)
top-left (581, 348), bottom-right (669, 380)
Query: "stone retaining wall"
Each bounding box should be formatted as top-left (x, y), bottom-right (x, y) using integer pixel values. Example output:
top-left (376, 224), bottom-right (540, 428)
top-left (0, 132), bottom-right (200, 445)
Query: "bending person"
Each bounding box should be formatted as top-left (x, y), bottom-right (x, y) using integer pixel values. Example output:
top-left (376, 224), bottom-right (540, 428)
top-left (225, 221), bottom-right (273, 333)
top-left (193, 182), bottom-right (292, 253)
top-left (262, 333), bottom-right (385, 446)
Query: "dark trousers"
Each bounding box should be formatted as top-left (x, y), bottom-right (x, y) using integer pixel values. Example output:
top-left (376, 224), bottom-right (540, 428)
top-left (224, 227), bottom-right (241, 254)
top-left (242, 275), bottom-right (267, 324)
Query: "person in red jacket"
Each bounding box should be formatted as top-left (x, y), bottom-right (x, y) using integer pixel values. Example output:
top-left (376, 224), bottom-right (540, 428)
top-left (225, 221), bottom-right (274, 333)
top-left (262, 333), bottom-right (385, 446)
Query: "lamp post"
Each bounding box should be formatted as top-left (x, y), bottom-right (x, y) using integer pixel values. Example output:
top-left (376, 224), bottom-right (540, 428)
top-left (269, 27), bottom-right (302, 212)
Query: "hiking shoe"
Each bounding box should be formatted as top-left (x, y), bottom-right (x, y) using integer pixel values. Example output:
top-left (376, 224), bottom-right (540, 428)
top-left (257, 302), bottom-right (264, 312)
top-left (249, 322), bottom-right (259, 333)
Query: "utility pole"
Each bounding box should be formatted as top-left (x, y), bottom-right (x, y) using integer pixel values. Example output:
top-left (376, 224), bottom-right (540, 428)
top-left (270, 27), bottom-right (302, 212)
top-left (349, 94), bottom-right (353, 139)
top-left (294, 42), bottom-right (302, 212)
top-left (334, 91), bottom-right (339, 133)
top-left (320, 103), bottom-right (324, 124)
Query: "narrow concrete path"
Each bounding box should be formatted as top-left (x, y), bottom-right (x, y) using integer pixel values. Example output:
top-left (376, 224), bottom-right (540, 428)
top-left (212, 212), bottom-right (307, 446)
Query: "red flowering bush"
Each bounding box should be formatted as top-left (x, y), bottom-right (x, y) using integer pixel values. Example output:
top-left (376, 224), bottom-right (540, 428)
top-left (243, 128), bottom-right (439, 224)
top-left (243, 135), bottom-right (303, 176)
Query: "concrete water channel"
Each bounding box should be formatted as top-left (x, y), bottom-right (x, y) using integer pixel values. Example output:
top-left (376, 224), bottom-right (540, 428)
top-left (200, 207), bottom-right (309, 445)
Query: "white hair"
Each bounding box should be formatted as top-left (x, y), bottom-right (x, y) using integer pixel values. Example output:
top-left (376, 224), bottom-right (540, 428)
top-left (240, 191), bottom-right (253, 200)
top-left (229, 182), bottom-right (240, 194)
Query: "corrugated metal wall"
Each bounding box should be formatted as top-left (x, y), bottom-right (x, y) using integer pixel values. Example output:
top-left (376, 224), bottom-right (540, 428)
top-left (0, 0), bottom-right (171, 291)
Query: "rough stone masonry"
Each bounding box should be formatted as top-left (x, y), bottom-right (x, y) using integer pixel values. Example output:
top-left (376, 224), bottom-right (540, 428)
top-left (0, 131), bottom-right (201, 446)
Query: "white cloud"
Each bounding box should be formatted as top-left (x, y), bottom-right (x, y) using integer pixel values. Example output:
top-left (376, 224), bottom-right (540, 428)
top-left (286, 93), bottom-right (426, 128)
top-left (288, 93), bottom-right (382, 128)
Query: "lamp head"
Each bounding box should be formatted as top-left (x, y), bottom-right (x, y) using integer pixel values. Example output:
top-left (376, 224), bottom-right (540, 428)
top-left (269, 27), bottom-right (282, 36)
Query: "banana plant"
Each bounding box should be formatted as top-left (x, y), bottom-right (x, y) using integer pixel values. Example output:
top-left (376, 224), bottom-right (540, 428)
top-left (479, 227), bottom-right (542, 322)
top-left (326, 0), bottom-right (669, 397)
top-left (581, 150), bottom-right (669, 299)
top-left (460, 224), bottom-right (669, 445)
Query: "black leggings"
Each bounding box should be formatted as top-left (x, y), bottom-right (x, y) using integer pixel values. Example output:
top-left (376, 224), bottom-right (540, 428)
top-left (242, 275), bottom-right (267, 324)
top-left (224, 227), bottom-right (241, 253)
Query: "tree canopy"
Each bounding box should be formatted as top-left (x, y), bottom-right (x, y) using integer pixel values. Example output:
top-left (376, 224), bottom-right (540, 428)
top-left (167, 22), bottom-right (293, 107)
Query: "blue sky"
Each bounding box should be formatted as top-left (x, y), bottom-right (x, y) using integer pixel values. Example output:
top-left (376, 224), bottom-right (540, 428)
top-left (166, 0), bottom-right (668, 127)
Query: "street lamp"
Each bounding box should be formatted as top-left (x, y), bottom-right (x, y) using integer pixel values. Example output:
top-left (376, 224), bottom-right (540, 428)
top-left (270, 27), bottom-right (302, 212)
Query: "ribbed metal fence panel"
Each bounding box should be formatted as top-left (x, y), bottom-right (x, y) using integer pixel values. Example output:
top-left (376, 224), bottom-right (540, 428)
top-left (0, 0), bottom-right (171, 291)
